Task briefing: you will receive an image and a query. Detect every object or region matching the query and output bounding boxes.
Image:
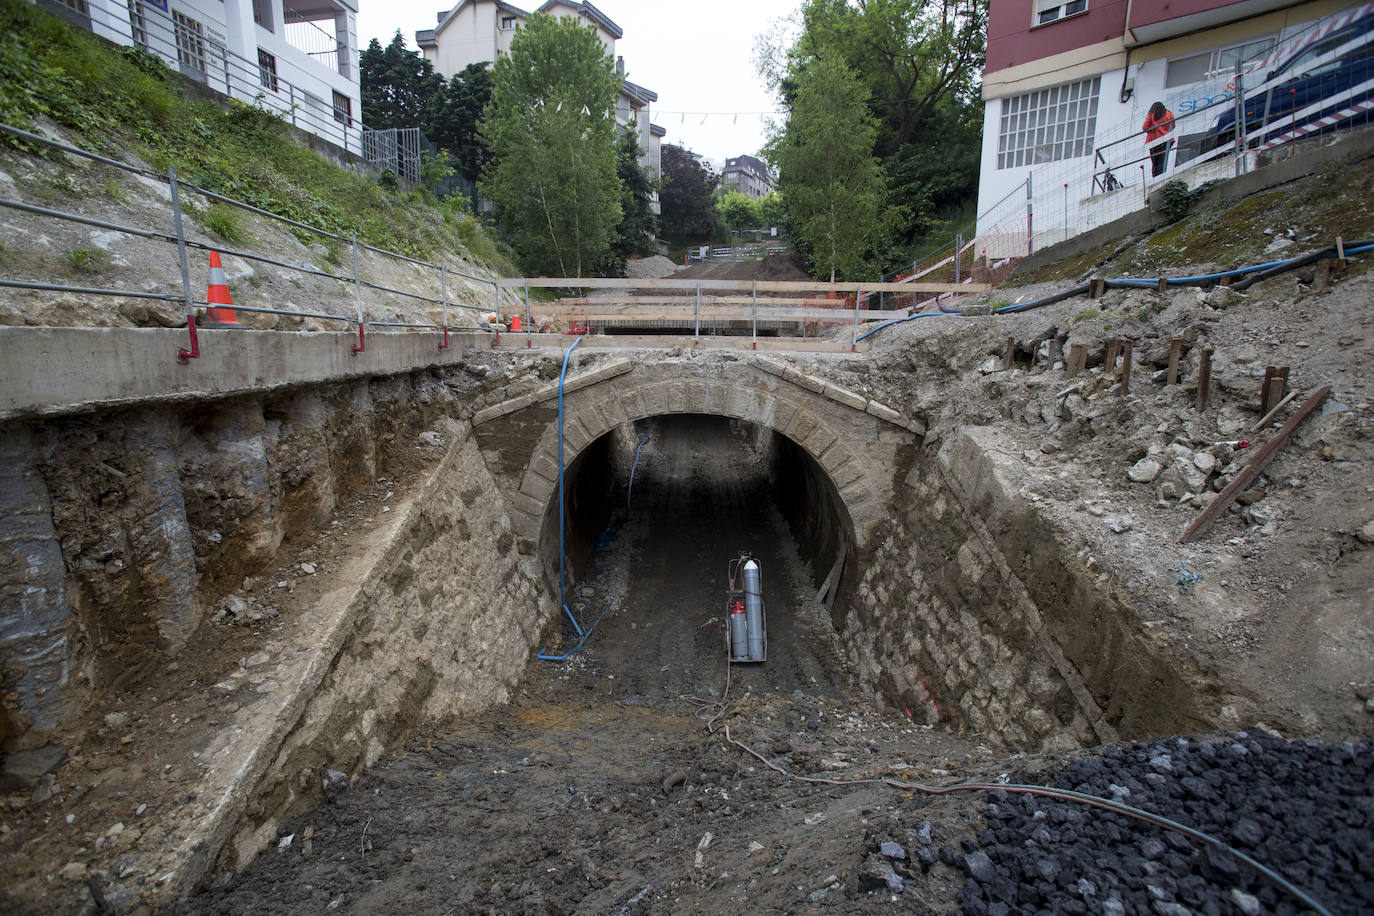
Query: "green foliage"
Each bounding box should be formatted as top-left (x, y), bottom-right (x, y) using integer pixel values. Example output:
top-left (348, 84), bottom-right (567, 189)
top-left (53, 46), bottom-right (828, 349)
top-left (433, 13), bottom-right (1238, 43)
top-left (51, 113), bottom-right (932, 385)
top-left (359, 36), bottom-right (492, 186)
top-left (765, 56), bottom-right (900, 281)
top-left (659, 144), bottom-right (718, 241)
top-left (201, 203), bottom-right (248, 244)
top-left (759, 0), bottom-right (987, 260)
top-left (597, 126), bottom-right (659, 275)
top-left (64, 248), bottom-right (107, 273)
top-left (1157, 179), bottom-right (1219, 223)
top-left (480, 13), bottom-right (622, 276)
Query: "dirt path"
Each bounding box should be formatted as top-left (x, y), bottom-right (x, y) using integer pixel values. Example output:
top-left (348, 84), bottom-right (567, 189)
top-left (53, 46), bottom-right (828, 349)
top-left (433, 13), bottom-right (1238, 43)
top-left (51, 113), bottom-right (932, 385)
top-left (177, 416), bottom-right (1000, 914)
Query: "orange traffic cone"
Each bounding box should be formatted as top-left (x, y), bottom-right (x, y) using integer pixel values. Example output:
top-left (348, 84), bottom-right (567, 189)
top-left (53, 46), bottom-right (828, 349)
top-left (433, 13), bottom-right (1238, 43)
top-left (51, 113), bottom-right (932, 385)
top-left (203, 252), bottom-right (241, 327)
top-left (510, 314), bottom-right (522, 332)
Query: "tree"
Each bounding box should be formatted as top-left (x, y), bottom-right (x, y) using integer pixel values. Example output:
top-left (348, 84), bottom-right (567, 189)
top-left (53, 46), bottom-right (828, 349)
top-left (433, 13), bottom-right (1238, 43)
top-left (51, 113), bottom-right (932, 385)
top-left (758, 0), bottom-right (987, 251)
top-left (480, 13), bottom-right (622, 276)
top-left (659, 144), bottom-right (718, 241)
top-left (428, 62), bottom-right (493, 183)
top-left (359, 33), bottom-right (444, 130)
top-left (716, 189), bottom-right (760, 229)
top-left (765, 56), bottom-right (896, 281)
top-left (597, 126), bottom-right (659, 276)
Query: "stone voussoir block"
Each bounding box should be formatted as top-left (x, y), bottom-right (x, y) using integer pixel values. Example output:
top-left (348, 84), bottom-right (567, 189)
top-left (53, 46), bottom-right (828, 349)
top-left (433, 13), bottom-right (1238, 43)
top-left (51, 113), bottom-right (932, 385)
top-left (782, 365), bottom-right (826, 394)
top-left (865, 400), bottom-right (906, 427)
top-left (752, 356), bottom-right (790, 380)
top-left (823, 382), bottom-right (868, 412)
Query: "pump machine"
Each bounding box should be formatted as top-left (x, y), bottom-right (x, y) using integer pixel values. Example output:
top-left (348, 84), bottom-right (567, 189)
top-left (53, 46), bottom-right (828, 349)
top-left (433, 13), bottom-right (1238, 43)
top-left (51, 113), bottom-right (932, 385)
top-left (725, 552), bottom-right (767, 663)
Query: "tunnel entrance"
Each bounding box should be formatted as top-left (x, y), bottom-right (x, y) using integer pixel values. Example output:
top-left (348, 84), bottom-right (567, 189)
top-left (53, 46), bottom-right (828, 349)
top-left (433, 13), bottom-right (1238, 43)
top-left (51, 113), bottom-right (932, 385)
top-left (543, 413), bottom-right (857, 699)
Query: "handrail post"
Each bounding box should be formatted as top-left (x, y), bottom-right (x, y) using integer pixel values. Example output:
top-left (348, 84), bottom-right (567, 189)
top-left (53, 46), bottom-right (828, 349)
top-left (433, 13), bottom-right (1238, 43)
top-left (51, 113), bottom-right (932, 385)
top-left (751, 280), bottom-right (757, 351)
top-left (170, 166), bottom-right (198, 363)
top-left (350, 232), bottom-right (365, 353)
top-left (438, 264), bottom-right (449, 349)
top-left (852, 285), bottom-right (861, 352)
top-left (524, 280), bottom-right (532, 348)
top-left (694, 282), bottom-right (701, 341)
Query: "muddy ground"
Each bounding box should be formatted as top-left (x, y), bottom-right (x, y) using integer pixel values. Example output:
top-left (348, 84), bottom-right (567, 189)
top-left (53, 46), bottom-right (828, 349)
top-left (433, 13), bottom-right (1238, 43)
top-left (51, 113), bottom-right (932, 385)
top-left (176, 416), bottom-right (1007, 915)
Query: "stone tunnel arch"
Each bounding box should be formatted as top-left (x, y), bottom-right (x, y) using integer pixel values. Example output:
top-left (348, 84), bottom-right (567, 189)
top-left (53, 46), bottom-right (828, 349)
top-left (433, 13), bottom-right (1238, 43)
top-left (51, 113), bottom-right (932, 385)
top-left (468, 355), bottom-right (923, 602)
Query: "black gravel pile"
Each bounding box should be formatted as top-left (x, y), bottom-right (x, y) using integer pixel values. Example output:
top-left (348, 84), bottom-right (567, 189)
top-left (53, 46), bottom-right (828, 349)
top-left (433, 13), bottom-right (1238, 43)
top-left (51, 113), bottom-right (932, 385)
top-left (956, 733), bottom-right (1374, 916)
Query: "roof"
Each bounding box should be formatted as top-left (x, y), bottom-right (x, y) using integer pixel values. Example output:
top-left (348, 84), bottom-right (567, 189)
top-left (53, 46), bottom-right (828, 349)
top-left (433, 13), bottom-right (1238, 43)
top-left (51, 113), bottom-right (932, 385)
top-left (621, 79), bottom-right (657, 106)
top-left (430, 0), bottom-right (530, 41)
top-left (537, 0), bottom-right (623, 39)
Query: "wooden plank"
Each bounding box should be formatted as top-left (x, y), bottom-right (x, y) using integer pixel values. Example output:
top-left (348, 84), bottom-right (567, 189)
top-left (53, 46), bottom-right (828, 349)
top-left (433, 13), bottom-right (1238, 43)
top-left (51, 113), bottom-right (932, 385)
top-left (1002, 336), bottom-right (1015, 370)
top-left (527, 304), bottom-right (912, 321)
top-left (1179, 387), bottom-right (1330, 543)
top-left (554, 295), bottom-right (893, 307)
top-left (1119, 338), bottom-right (1133, 396)
top-left (496, 277), bottom-right (991, 294)
top-left (490, 333), bottom-right (869, 353)
top-left (1196, 347), bottom-right (1214, 411)
top-left (816, 542), bottom-right (848, 608)
top-left (1067, 343), bottom-right (1087, 377)
top-left (1259, 367), bottom-right (1278, 416)
top-left (1166, 338), bottom-right (1182, 385)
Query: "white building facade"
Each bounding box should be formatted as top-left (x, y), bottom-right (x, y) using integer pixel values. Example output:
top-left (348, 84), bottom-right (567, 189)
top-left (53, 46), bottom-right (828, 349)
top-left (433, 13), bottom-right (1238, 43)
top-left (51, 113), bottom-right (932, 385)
top-left (975, 0), bottom-right (1371, 258)
top-left (34, 0), bottom-right (365, 154)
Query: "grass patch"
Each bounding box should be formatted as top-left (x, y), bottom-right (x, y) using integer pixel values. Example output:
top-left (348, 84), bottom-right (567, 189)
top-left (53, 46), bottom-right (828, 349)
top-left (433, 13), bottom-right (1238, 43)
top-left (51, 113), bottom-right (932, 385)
top-left (200, 202), bottom-right (248, 245)
top-left (64, 247), bottom-right (108, 273)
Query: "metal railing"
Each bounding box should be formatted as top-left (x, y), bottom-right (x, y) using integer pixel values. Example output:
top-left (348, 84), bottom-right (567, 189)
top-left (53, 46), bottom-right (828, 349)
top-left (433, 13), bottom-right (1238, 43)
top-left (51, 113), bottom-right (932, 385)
top-left (78, 0), bottom-right (362, 154)
top-left (0, 122), bottom-right (501, 362)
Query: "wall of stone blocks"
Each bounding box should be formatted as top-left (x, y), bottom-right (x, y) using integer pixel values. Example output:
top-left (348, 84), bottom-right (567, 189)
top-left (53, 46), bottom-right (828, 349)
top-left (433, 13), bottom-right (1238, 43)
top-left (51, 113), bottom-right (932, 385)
top-left (225, 422), bottom-right (555, 869)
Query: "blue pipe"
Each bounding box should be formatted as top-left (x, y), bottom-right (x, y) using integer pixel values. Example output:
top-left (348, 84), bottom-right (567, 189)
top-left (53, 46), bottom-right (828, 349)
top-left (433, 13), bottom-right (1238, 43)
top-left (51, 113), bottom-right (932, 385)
top-left (627, 435), bottom-right (651, 508)
top-left (538, 337), bottom-right (607, 662)
top-left (855, 310), bottom-right (960, 343)
top-left (861, 240), bottom-right (1373, 336)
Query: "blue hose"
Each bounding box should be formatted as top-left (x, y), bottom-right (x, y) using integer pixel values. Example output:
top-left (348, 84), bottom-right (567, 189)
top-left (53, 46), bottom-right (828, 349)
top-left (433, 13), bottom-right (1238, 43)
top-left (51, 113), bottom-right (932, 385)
top-left (627, 435), bottom-right (651, 508)
top-left (537, 337), bottom-right (612, 662)
top-left (859, 240), bottom-right (1373, 336)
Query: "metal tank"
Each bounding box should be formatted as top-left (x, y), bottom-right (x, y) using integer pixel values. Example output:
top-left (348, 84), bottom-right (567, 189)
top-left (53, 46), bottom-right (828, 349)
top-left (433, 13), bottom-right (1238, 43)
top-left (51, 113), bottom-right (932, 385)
top-left (742, 558), bottom-right (766, 661)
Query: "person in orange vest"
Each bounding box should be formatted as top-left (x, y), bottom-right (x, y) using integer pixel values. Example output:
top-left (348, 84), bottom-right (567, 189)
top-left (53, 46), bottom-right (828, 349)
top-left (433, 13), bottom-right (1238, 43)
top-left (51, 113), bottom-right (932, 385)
top-left (1143, 101), bottom-right (1175, 177)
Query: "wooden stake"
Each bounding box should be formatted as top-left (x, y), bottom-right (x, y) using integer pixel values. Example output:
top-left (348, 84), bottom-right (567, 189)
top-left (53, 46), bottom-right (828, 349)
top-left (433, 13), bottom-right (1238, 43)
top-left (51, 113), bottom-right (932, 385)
top-left (1119, 339), bottom-right (1133, 396)
top-left (1067, 343), bottom-right (1087, 377)
top-left (1089, 278), bottom-right (1106, 298)
top-left (1197, 347), bottom-right (1214, 411)
top-left (1167, 338), bottom-right (1182, 385)
top-left (1157, 277), bottom-right (1169, 293)
top-left (1105, 339), bottom-right (1120, 371)
top-left (1003, 336), bottom-right (1015, 370)
top-left (1253, 388), bottom-right (1298, 431)
top-left (1049, 338), bottom-right (1062, 368)
top-left (1180, 387), bottom-right (1330, 542)
top-left (1259, 366), bottom-right (1278, 416)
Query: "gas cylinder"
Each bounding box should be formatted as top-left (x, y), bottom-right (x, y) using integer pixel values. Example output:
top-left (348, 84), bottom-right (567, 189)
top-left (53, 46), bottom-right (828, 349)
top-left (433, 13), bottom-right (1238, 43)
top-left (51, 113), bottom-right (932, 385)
top-left (742, 559), bottom-right (765, 661)
top-left (730, 599), bottom-right (749, 660)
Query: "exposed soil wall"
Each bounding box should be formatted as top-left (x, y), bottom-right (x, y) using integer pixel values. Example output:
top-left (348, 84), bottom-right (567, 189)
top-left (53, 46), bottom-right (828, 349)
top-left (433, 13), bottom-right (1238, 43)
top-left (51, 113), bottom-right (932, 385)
top-left (0, 367), bottom-right (479, 750)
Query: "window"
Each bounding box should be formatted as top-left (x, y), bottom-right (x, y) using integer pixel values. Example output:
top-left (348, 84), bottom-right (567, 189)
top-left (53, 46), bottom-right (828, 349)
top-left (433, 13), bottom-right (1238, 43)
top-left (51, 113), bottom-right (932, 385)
top-left (173, 10), bottom-right (206, 74)
top-left (1034, 0), bottom-right (1086, 26)
top-left (126, 0), bottom-right (146, 47)
top-left (258, 49), bottom-right (278, 92)
top-left (252, 0), bottom-right (273, 31)
top-left (332, 90), bottom-right (352, 127)
top-left (1165, 35), bottom-right (1277, 87)
top-left (997, 76), bottom-right (1099, 169)
top-left (501, 15), bottom-right (517, 29)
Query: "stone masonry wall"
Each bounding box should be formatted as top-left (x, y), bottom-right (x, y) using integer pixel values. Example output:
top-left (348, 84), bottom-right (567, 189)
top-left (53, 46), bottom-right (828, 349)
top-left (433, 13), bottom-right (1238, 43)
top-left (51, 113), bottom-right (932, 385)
top-left (224, 420), bottom-right (554, 870)
top-left (841, 427), bottom-right (1208, 751)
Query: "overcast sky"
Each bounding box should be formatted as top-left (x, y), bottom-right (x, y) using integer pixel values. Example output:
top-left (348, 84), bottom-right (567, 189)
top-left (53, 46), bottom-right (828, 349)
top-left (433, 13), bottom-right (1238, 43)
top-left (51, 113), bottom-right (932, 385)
top-left (355, 0), bottom-right (804, 165)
